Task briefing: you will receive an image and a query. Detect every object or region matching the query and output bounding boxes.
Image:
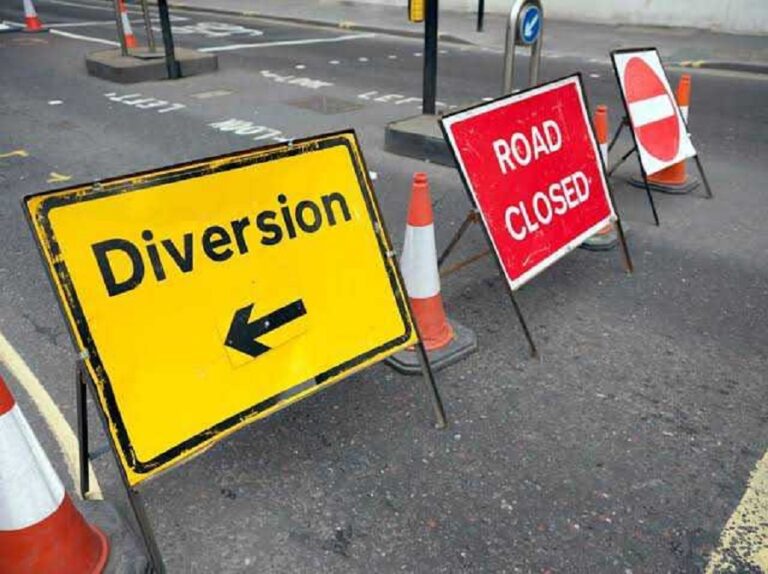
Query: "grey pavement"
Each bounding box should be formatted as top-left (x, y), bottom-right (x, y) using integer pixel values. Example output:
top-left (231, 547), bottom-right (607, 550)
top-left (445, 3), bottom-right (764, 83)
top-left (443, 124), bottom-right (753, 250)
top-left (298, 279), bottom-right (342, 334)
top-left (0, 0), bottom-right (767, 572)
top-left (171, 0), bottom-right (768, 69)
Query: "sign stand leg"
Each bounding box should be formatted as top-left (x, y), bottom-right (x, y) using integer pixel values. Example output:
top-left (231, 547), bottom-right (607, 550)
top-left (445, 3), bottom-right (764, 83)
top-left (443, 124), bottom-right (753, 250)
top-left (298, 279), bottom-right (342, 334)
top-left (76, 361), bottom-right (90, 499)
top-left (77, 363), bottom-right (166, 573)
top-left (509, 293), bottom-right (538, 358)
top-left (607, 146), bottom-right (637, 177)
top-left (414, 339), bottom-right (447, 429)
top-left (613, 217), bottom-right (634, 274)
top-left (637, 164), bottom-right (661, 226)
top-left (607, 117), bottom-right (628, 153)
top-left (693, 154), bottom-right (714, 199)
top-left (126, 487), bottom-right (166, 573)
top-left (438, 209), bottom-right (477, 267)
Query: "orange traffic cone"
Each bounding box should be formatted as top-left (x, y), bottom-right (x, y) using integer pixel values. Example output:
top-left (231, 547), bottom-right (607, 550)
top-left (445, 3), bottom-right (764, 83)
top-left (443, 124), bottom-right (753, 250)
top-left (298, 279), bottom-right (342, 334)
top-left (582, 105), bottom-right (618, 251)
top-left (22, 0), bottom-right (46, 32)
top-left (117, 0), bottom-right (137, 49)
top-left (0, 375), bottom-right (109, 573)
top-left (634, 74), bottom-right (699, 194)
top-left (386, 173), bottom-right (476, 374)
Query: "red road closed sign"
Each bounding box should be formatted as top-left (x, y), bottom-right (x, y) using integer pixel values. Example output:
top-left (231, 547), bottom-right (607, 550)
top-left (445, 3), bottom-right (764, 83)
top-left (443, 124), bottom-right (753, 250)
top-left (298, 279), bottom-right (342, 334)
top-left (440, 75), bottom-right (616, 291)
top-left (612, 48), bottom-right (696, 176)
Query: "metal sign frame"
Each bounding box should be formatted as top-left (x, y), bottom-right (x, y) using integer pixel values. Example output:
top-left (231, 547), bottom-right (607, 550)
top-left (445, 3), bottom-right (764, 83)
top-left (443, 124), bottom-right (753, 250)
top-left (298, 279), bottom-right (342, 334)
top-left (608, 47), bottom-right (713, 225)
top-left (440, 73), bottom-right (633, 356)
top-left (25, 131), bottom-right (447, 572)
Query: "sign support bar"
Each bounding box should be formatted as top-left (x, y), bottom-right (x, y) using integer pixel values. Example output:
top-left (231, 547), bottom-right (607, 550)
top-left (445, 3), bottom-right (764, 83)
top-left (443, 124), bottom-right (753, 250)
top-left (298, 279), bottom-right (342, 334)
top-left (415, 339), bottom-right (447, 428)
top-left (606, 119), bottom-right (661, 226)
top-left (76, 362), bottom-right (165, 573)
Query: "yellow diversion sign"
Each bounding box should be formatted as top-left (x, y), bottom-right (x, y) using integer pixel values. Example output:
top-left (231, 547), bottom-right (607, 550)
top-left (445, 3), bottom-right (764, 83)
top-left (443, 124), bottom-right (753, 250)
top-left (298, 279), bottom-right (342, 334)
top-left (25, 132), bottom-right (417, 485)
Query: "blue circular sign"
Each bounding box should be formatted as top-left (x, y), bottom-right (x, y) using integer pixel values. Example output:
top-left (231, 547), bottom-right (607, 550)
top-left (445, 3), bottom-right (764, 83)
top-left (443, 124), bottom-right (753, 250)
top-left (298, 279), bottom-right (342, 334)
top-left (519, 4), bottom-right (541, 45)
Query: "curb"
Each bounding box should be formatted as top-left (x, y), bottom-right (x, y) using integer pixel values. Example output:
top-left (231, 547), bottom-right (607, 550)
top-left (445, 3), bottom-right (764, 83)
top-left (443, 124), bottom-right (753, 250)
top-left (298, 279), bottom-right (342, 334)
top-left (675, 60), bottom-right (768, 75)
top-left (167, 2), bottom-right (474, 45)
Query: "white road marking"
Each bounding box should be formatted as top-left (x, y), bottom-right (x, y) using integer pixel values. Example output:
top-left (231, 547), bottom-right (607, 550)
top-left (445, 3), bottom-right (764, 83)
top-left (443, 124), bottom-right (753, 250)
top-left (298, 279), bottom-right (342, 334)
top-left (261, 70), bottom-right (332, 90)
top-left (414, 52), bottom-right (422, 57)
top-left (629, 94), bottom-right (675, 127)
top-left (198, 33), bottom-right (375, 53)
top-left (49, 0), bottom-right (116, 11)
top-left (295, 64), bottom-right (306, 69)
top-left (48, 100), bottom-right (63, 105)
top-left (589, 73), bottom-right (601, 78)
top-left (209, 118), bottom-right (286, 142)
top-left (329, 59), bottom-right (340, 65)
top-left (50, 28), bottom-right (119, 46)
top-left (387, 54), bottom-right (397, 59)
top-left (358, 56), bottom-right (368, 62)
top-left (191, 89), bottom-right (233, 99)
top-left (0, 329), bottom-right (103, 500)
top-left (48, 16), bottom-right (189, 28)
top-left (47, 20), bottom-right (114, 27)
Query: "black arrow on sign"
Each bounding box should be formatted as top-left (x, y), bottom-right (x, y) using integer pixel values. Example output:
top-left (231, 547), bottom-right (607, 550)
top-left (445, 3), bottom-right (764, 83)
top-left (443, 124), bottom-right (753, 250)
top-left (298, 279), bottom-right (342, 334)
top-left (225, 299), bottom-right (307, 358)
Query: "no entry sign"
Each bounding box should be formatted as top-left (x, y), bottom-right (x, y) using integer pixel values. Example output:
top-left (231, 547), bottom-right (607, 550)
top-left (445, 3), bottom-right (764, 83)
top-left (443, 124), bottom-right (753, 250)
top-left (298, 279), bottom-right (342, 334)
top-left (25, 132), bottom-right (417, 485)
top-left (440, 75), bottom-right (616, 291)
top-left (612, 48), bottom-right (696, 176)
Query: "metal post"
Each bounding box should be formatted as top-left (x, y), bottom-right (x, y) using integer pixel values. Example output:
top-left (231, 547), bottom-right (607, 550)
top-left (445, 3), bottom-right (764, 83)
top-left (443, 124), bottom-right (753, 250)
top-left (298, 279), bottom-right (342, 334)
top-left (528, 10), bottom-right (543, 86)
top-left (422, 0), bottom-right (438, 115)
top-left (140, 0), bottom-right (156, 52)
top-left (112, 0), bottom-right (128, 57)
top-left (502, 0), bottom-right (522, 95)
top-left (476, 0), bottom-right (485, 32)
top-left (502, 0), bottom-right (543, 94)
top-left (157, 0), bottom-right (180, 79)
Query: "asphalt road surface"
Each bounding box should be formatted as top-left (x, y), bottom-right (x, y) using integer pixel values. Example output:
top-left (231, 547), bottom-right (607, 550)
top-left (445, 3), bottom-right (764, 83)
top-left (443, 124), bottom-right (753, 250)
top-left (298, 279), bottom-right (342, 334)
top-left (1, 0), bottom-right (767, 572)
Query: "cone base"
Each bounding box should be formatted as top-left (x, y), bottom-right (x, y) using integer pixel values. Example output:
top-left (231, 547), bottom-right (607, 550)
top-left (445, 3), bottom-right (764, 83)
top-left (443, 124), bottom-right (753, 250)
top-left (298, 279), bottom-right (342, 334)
top-left (384, 320), bottom-right (477, 375)
top-left (629, 174), bottom-right (699, 195)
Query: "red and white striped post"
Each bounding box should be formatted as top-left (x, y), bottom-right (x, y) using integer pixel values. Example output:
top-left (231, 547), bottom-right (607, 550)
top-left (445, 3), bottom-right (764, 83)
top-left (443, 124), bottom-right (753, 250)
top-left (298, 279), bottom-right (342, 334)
top-left (117, 0), bottom-right (137, 49)
top-left (0, 375), bottom-right (109, 573)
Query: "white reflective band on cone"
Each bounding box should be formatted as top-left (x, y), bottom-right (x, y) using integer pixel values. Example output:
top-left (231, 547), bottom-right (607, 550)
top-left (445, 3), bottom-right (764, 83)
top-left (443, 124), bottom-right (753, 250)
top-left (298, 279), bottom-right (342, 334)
top-left (680, 106), bottom-right (689, 122)
top-left (400, 224), bottom-right (440, 299)
top-left (23, 0), bottom-right (37, 17)
top-left (0, 404), bottom-right (65, 530)
top-left (121, 9), bottom-right (133, 35)
top-left (600, 143), bottom-right (608, 164)
top-left (629, 94), bottom-right (675, 127)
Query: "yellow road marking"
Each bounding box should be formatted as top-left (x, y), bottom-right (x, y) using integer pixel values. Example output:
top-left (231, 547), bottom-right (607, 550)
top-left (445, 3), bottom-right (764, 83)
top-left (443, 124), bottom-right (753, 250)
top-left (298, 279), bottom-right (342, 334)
top-left (47, 172), bottom-right (72, 184)
top-left (0, 329), bottom-right (103, 500)
top-left (0, 149), bottom-right (29, 159)
top-left (706, 449), bottom-right (768, 573)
